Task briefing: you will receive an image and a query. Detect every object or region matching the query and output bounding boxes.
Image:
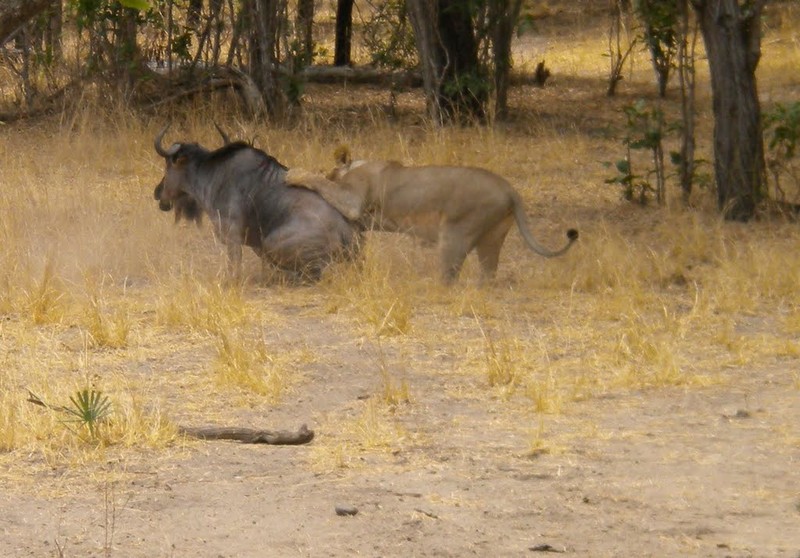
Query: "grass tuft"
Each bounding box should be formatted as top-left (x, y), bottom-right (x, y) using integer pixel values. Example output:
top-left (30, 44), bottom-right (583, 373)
top-left (322, 240), bottom-right (416, 336)
top-left (22, 259), bottom-right (65, 325)
top-left (213, 330), bottom-right (292, 399)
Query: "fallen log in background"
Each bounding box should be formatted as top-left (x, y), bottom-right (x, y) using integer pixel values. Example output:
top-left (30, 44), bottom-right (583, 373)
top-left (178, 424), bottom-right (314, 445)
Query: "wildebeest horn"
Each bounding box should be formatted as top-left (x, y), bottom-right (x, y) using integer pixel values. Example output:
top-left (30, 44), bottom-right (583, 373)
top-left (154, 124), bottom-right (180, 157)
top-left (214, 122), bottom-right (231, 145)
top-left (154, 124), bottom-right (170, 156)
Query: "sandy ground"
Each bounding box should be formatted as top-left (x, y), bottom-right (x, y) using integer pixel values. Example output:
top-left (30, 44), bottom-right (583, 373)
top-left (2, 287), bottom-right (798, 558)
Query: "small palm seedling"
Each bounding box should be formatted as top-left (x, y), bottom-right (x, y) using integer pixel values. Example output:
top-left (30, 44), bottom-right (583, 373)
top-left (66, 389), bottom-right (113, 438)
top-left (27, 389), bottom-right (113, 440)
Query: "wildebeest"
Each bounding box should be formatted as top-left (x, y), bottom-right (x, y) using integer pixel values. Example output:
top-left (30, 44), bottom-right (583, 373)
top-left (154, 181), bottom-right (203, 225)
top-left (153, 125), bottom-right (360, 281)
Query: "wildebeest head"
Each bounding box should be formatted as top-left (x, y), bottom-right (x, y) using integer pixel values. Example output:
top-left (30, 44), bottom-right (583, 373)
top-left (152, 123), bottom-right (232, 225)
top-left (153, 124), bottom-right (201, 205)
top-left (153, 123), bottom-right (238, 205)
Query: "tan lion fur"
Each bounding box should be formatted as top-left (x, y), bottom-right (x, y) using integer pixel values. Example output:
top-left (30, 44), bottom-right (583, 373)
top-left (286, 151), bottom-right (578, 283)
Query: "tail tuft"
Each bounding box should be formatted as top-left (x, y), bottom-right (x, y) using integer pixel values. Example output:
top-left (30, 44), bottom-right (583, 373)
top-left (567, 228), bottom-right (579, 241)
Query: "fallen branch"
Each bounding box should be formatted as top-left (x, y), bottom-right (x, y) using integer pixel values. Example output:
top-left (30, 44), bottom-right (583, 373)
top-left (299, 64), bottom-right (421, 87)
top-left (178, 424), bottom-right (314, 445)
top-left (144, 66), bottom-right (265, 116)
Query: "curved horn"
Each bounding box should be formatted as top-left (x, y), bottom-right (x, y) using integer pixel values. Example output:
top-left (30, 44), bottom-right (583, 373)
top-left (154, 123), bottom-right (172, 157)
top-left (214, 122), bottom-right (231, 145)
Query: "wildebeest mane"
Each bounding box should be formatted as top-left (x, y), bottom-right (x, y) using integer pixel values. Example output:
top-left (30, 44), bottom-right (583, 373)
top-left (205, 141), bottom-right (288, 171)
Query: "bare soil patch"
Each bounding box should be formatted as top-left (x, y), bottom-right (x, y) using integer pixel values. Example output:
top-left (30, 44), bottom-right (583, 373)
top-left (1, 275), bottom-right (798, 557)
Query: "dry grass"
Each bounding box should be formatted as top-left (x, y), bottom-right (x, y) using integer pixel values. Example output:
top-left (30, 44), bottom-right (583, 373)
top-left (1, 5), bottom-right (799, 489)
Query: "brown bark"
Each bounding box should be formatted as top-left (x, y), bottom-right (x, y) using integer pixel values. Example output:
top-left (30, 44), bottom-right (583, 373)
top-left (406, 0), bottom-right (444, 123)
top-left (246, 0), bottom-right (286, 117)
top-left (677, 0), bottom-right (697, 204)
top-left (489, 0), bottom-right (523, 120)
top-left (0, 0), bottom-right (58, 41)
top-left (693, 0), bottom-right (767, 221)
top-left (179, 424), bottom-right (314, 445)
top-left (296, 0), bottom-right (314, 63)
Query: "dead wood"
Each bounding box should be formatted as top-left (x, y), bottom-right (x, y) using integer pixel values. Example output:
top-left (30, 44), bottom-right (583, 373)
top-left (143, 65), bottom-right (265, 116)
top-left (0, 76), bottom-right (84, 123)
top-left (299, 64), bottom-right (421, 87)
top-left (178, 423), bottom-right (314, 445)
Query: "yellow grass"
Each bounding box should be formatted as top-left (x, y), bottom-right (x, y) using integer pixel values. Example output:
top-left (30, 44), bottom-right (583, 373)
top-left (0, 5), bottom-right (799, 485)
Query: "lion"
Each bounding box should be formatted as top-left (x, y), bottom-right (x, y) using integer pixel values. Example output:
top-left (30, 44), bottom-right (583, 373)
top-left (286, 148), bottom-right (578, 283)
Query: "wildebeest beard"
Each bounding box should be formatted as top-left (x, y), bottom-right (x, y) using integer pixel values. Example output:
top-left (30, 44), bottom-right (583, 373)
top-left (153, 180), bottom-right (203, 225)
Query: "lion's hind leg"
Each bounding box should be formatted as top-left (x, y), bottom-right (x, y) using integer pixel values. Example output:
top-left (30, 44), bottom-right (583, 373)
top-left (475, 215), bottom-right (514, 284)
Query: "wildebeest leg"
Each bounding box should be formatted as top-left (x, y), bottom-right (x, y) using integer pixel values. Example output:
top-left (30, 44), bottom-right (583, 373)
top-left (475, 216), bottom-right (513, 284)
top-left (226, 242), bottom-right (243, 280)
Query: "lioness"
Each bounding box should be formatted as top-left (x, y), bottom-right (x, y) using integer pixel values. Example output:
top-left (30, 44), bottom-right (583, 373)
top-left (286, 150), bottom-right (578, 283)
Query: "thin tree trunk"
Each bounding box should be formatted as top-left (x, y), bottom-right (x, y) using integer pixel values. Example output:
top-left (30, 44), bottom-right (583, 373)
top-left (693, 0), bottom-right (767, 221)
top-left (333, 0), bottom-right (353, 66)
top-left (115, 6), bottom-right (139, 91)
top-left (406, 0), bottom-right (444, 124)
top-left (211, 0), bottom-right (224, 64)
top-left (188, 0), bottom-right (203, 28)
top-left (296, 0), bottom-right (314, 64)
top-left (490, 0), bottom-right (523, 120)
top-left (166, 0), bottom-right (174, 73)
top-left (677, 0), bottom-right (697, 204)
top-left (247, 0), bottom-right (286, 118)
top-left (44, 1), bottom-right (62, 61)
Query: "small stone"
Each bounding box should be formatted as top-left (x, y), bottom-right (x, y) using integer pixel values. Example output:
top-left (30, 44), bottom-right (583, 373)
top-left (335, 505), bottom-right (359, 516)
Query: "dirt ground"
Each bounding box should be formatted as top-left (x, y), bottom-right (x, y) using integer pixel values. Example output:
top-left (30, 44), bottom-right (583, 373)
top-left (2, 277), bottom-right (799, 557)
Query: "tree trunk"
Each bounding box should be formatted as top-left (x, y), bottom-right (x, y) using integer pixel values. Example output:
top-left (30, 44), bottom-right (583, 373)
top-left (296, 0), bottom-right (314, 64)
top-left (45, 1), bottom-right (62, 61)
top-left (246, 0), bottom-right (286, 118)
top-left (114, 6), bottom-right (139, 91)
top-left (677, 0), bottom-right (697, 204)
top-left (693, 0), bottom-right (766, 221)
top-left (188, 0), bottom-right (203, 28)
top-left (407, 0), bottom-right (486, 124)
top-left (437, 0), bottom-right (484, 120)
top-left (0, 0), bottom-right (58, 41)
top-left (333, 0), bottom-right (353, 66)
top-left (406, 0), bottom-right (444, 123)
top-left (489, 0), bottom-right (523, 120)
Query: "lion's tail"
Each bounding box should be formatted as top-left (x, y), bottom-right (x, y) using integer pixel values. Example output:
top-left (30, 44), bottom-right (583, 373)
top-left (511, 191), bottom-right (578, 258)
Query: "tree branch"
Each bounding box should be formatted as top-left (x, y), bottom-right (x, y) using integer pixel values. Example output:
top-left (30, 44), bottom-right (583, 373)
top-left (178, 424), bottom-right (315, 445)
top-left (0, 0), bottom-right (59, 43)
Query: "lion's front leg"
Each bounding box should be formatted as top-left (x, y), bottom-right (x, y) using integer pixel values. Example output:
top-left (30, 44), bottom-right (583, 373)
top-left (438, 225), bottom-right (471, 284)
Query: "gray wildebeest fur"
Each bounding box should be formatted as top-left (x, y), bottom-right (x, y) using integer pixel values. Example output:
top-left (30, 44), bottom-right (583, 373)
top-left (153, 125), bottom-right (360, 281)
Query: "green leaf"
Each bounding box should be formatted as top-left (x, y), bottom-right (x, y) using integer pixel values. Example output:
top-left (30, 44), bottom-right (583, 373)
top-left (118, 0), bottom-right (150, 11)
